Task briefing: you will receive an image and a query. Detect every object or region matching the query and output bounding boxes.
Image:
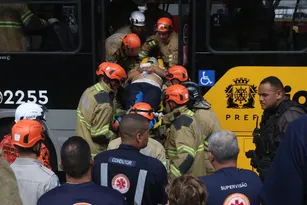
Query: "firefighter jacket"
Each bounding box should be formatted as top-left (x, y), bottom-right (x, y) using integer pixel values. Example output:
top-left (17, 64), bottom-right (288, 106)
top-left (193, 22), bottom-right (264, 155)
top-left (105, 33), bottom-right (138, 72)
top-left (138, 31), bottom-right (178, 67)
top-left (0, 4), bottom-right (46, 52)
top-left (107, 137), bottom-right (167, 166)
top-left (76, 81), bottom-right (121, 155)
top-left (0, 151), bottom-right (23, 205)
top-left (165, 106), bottom-right (207, 179)
top-left (194, 108), bottom-right (221, 146)
top-left (193, 108), bottom-right (221, 175)
top-left (115, 25), bottom-right (132, 35)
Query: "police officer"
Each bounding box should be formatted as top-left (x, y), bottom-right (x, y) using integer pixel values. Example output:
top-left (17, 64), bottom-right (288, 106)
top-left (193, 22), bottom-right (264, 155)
top-left (138, 17), bottom-right (179, 68)
top-left (250, 76), bottom-right (306, 181)
top-left (163, 84), bottom-right (207, 179)
top-left (182, 81), bottom-right (221, 174)
top-left (107, 102), bottom-right (167, 165)
top-left (116, 11), bottom-right (146, 43)
top-left (0, 102), bottom-right (51, 169)
top-left (0, 3), bottom-right (57, 52)
top-left (105, 33), bottom-right (141, 72)
top-left (76, 62), bottom-right (127, 156)
top-left (92, 114), bottom-right (168, 205)
top-left (10, 120), bottom-right (59, 205)
top-left (38, 136), bottom-right (125, 205)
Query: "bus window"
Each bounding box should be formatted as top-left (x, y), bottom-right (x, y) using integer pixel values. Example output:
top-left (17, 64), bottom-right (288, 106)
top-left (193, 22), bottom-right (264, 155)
top-left (0, 1), bottom-right (80, 53)
top-left (207, 0), bottom-right (307, 51)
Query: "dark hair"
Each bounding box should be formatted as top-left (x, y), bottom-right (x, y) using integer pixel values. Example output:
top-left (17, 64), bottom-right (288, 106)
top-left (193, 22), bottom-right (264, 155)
top-left (119, 114), bottom-right (149, 140)
top-left (15, 142), bottom-right (41, 155)
top-left (260, 76), bottom-right (284, 91)
top-left (60, 136), bottom-right (91, 178)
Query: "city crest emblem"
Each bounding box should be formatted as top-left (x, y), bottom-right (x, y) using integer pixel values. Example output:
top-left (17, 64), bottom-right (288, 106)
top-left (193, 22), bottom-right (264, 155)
top-left (225, 78), bottom-right (257, 109)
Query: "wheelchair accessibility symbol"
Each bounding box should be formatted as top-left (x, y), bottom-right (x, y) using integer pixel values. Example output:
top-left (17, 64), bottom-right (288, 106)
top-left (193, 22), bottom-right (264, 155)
top-left (198, 70), bottom-right (215, 87)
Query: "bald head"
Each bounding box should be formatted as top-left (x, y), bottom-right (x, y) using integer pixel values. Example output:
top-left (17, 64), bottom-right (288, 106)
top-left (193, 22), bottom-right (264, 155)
top-left (208, 130), bottom-right (239, 163)
top-left (119, 114), bottom-right (149, 141)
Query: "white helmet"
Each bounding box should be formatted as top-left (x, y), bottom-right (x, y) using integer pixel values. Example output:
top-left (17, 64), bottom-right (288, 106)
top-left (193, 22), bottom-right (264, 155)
top-left (130, 11), bottom-right (145, 27)
top-left (15, 102), bottom-right (46, 123)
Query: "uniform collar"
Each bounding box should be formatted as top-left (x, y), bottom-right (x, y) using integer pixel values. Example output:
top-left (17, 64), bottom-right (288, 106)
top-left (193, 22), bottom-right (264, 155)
top-left (165, 31), bottom-right (175, 44)
top-left (168, 106), bottom-right (190, 122)
top-left (119, 144), bottom-right (140, 151)
top-left (100, 80), bottom-right (115, 93)
top-left (13, 158), bottom-right (42, 165)
top-left (215, 166), bottom-right (237, 173)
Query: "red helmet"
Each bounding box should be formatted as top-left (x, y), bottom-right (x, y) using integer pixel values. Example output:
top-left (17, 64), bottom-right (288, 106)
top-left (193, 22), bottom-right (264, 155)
top-left (129, 102), bottom-right (154, 121)
top-left (122, 33), bottom-right (141, 49)
top-left (96, 62), bottom-right (127, 83)
top-left (166, 65), bottom-right (189, 82)
top-left (164, 84), bottom-right (189, 105)
top-left (96, 62), bottom-right (112, 76)
top-left (156, 17), bottom-right (173, 32)
top-left (11, 120), bottom-right (44, 148)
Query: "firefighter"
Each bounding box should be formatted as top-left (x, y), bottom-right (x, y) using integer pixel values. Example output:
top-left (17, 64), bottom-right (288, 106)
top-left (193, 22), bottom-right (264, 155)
top-left (159, 65), bottom-right (190, 124)
top-left (181, 81), bottom-right (221, 174)
top-left (143, 2), bottom-right (173, 36)
top-left (116, 11), bottom-right (146, 43)
top-left (138, 17), bottom-right (179, 68)
top-left (163, 84), bottom-right (208, 180)
top-left (108, 102), bottom-right (167, 165)
top-left (105, 33), bottom-right (141, 72)
top-left (165, 65), bottom-right (189, 86)
top-left (125, 56), bottom-right (167, 110)
top-left (0, 3), bottom-right (58, 52)
top-left (92, 114), bottom-right (168, 205)
top-left (181, 81), bottom-right (221, 141)
top-left (0, 102), bottom-right (51, 169)
top-left (10, 120), bottom-right (59, 205)
top-left (76, 62), bottom-right (127, 156)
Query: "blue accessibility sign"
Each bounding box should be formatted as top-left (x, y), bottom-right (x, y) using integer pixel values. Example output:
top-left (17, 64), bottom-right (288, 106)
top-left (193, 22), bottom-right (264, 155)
top-left (198, 70), bottom-right (215, 87)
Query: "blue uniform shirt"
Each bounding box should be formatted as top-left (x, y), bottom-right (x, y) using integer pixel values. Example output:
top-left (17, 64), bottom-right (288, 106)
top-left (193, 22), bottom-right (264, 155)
top-left (260, 115), bottom-right (307, 205)
top-left (200, 167), bottom-right (262, 205)
top-left (37, 181), bottom-right (124, 205)
top-left (92, 144), bottom-right (168, 205)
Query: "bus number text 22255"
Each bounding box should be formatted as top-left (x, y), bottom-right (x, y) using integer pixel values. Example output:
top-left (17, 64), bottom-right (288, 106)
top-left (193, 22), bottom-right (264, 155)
top-left (0, 90), bottom-right (48, 105)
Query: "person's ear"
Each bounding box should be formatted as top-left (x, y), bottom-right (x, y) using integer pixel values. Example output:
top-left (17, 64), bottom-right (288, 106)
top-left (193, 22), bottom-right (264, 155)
top-left (90, 157), bottom-right (94, 166)
top-left (276, 89), bottom-right (283, 100)
top-left (59, 160), bottom-right (64, 170)
top-left (209, 152), bottom-right (215, 163)
top-left (136, 132), bottom-right (142, 143)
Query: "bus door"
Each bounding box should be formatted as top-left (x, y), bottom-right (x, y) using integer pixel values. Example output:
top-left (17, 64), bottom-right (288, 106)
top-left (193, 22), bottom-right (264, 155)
top-left (101, 0), bottom-right (190, 66)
